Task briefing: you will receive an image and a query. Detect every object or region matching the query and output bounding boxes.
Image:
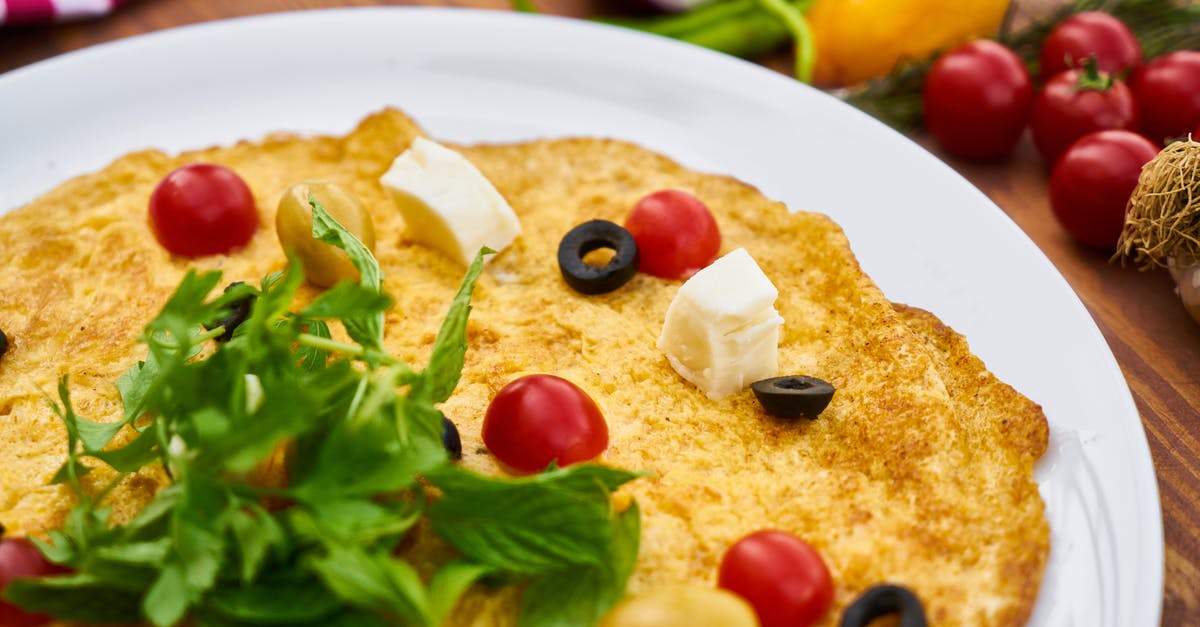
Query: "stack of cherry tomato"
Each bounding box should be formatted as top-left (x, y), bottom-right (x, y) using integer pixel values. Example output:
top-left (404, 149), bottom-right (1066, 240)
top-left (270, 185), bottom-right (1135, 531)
top-left (921, 11), bottom-right (1200, 250)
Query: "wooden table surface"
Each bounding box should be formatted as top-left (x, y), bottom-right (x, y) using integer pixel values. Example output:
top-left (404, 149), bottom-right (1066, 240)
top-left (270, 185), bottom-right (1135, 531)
top-left (2, 1), bottom-right (1196, 624)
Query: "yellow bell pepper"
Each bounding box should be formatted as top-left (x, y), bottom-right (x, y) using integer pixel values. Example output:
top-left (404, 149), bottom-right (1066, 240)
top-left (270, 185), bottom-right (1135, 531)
top-left (807, 0), bottom-right (1011, 87)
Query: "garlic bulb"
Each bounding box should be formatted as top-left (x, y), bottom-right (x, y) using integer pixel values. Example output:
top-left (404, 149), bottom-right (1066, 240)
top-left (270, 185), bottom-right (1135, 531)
top-left (1168, 258), bottom-right (1200, 324)
top-left (1115, 138), bottom-right (1200, 325)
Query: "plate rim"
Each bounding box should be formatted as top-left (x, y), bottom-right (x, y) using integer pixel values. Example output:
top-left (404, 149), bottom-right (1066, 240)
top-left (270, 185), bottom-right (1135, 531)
top-left (0, 6), bottom-right (1164, 625)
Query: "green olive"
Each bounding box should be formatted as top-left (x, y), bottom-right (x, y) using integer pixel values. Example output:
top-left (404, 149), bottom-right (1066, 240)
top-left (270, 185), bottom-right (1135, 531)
top-left (598, 585), bottom-right (760, 627)
top-left (275, 180), bottom-right (376, 288)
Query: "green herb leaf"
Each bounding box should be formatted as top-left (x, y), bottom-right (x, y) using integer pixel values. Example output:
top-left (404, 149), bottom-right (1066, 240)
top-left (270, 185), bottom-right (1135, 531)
top-left (3, 573), bottom-right (144, 623)
top-left (301, 281), bottom-right (393, 322)
top-left (144, 562), bottom-right (190, 627)
top-left (116, 352), bottom-right (161, 423)
top-left (309, 197), bottom-right (384, 351)
top-left (428, 559), bottom-right (495, 624)
top-left (306, 545), bottom-right (432, 625)
top-left (204, 574), bottom-right (344, 624)
top-left (19, 216), bottom-right (644, 627)
top-left (91, 426), bottom-right (160, 473)
top-left (225, 504), bottom-right (288, 583)
top-left (518, 503), bottom-right (640, 627)
top-left (427, 464), bottom-right (641, 575)
top-left (294, 317), bottom-right (332, 372)
top-left (411, 246), bottom-right (492, 404)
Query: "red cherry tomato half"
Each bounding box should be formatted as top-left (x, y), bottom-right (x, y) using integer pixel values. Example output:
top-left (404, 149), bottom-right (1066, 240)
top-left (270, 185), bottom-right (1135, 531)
top-left (0, 538), bottom-right (66, 627)
top-left (718, 530), bottom-right (833, 627)
top-left (149, 163), bottom-right (258, 256)
top-left (1038, 11), bottom-right (1142, 78)
top-left (482, 374), bottom-right (609, 474)
top-left (1130, 51), bottom-right (1200, 145)
top-left (624, 189), bottom-right (721, 279)
top-left (922, 40), bottom-right (1033, 161)
top-left (1030, 66), bottom-right (1138, 166)
top-left (1049, 130), bottom-right (1160, 250)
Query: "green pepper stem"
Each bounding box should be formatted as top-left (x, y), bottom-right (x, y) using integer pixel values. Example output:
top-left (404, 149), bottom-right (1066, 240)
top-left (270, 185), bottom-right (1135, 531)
top-left (756, 0), bottom-right (815, 83)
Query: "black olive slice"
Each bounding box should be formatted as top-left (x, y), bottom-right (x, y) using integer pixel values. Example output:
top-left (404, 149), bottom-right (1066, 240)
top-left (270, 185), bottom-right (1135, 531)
top-left (840, 584), bottom-right (927, 627)
top-left (205, 282), bottom-right (256, 342)
top-left (557, 220), bottom-right (639, 295)
top-left (442, 415), bottom-right (463, 461)
top-left (0, 327), bottom-right (8, 362)
top-left (751, 375), bottom-right (835, 419)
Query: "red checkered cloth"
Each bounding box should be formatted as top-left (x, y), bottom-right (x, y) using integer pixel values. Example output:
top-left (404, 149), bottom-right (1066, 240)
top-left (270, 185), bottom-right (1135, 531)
top-left (1, 0), bottom-right (125, 25)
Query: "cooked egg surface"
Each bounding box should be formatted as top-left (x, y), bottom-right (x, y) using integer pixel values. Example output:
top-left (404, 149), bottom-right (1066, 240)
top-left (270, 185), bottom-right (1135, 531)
top-left (0, 109), bottom-right (1047, 627)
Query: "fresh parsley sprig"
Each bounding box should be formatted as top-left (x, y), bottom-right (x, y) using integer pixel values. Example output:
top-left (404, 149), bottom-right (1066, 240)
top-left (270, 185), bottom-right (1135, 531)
top-left (5, 208), bottom-right (643, 626)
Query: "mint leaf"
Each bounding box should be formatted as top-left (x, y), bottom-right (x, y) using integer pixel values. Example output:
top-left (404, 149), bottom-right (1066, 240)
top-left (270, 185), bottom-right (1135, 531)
top-left (309, 198), bottom-right (381, 291)
top-left (609, 502), bottom-right (641, 596)
top-left (301, 281), bottom-right (393, 322)
top-left (204, 575), bottom-right (343, 624)
top-left (519, 566), bottom-right (612, 627)
top-left (91, 426), bottom-right (159, 473)
top-left (411, 247), bottom-right (492, 404)
top-left (47, 377), bottom-right (91, 494)
top-left (3, 573), bottom-right (143, 623)
top-left (309, 198), bottom-right (384, 350)
top-left (427, 465), bottom-right (641, 575)
top-left (294, 318), bottom-right (332, 373)
top-left (306, 546), bottom-right (431, 625)
top-left (285, 497), bottom-right (422, 552)
top-left (116, 353), bottom-right (159, 422)
top-left (81, 539), bottom-right (171, 591)
top-left (518, 503), bottom-right (640, 627)
top-left (225, 505), bottom-right (287, 584)
top-left (429, 559), bottom-right (494, 624)
top-left (144, 562), bottom-right (189, 627)
top-left (289, 410), bottom-right (425, 503)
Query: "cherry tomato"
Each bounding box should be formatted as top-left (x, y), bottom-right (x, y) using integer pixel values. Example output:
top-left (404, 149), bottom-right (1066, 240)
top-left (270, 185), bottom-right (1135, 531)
top-left (1130, 51), bottom-right (1200, 144)
top-left (922, 40), bottom-right (1033, 161)
top-left (1049, 130), bottom-right (1160, 250)
top-left (149, 163), bottom-right (258, 256)
top-left (1038, 11), bottom-right (1142, 78)
top-left (624, 190), bottom-right (720, 279)
top-left (1, 538), bottom-right (65, 627)
top-left (717, 530), bottom-right (833, 627)
top-left (482, 374), bottom-right (608, 474)
top-left (1030, 63), bottom-right (1139, 166)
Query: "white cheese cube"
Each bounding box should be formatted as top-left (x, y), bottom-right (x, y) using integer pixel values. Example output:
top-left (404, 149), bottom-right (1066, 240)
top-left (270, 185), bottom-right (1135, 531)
top-left (380, 137), bottom-right (521, 266)
top-left (657, 248), bottom-right (783, 399)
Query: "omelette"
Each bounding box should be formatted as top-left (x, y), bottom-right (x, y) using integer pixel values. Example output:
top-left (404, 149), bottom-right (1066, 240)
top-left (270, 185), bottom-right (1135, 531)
top-left (0, 108), bottom-right (1049, 625)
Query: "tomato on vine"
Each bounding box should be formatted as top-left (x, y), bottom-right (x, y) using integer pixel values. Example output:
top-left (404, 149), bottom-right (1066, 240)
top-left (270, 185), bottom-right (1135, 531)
top-left (922, 40), bottom-right (1033, 161)
top-left (1049, 130), bottom-right (1160, 250)
top-left (1030, 58), bottom-right (1139, 166)
top-left (1038, 11), bottom-right (1142, 78)
top-left (1130, 51), bottom-right (1200, 144)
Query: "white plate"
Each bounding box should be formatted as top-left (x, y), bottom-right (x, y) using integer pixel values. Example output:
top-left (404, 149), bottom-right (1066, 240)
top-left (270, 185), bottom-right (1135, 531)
top-left (0, 7), bottom-right (1162, 625)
